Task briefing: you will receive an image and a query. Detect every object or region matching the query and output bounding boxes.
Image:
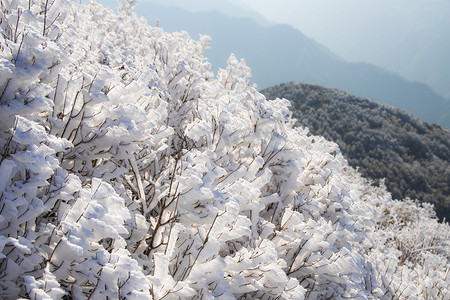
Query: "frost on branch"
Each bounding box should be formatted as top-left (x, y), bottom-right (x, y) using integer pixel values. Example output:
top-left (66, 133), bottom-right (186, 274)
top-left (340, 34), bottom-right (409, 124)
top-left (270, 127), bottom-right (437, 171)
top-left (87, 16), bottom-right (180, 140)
top-left (0, 1), bottom-right (449, 299)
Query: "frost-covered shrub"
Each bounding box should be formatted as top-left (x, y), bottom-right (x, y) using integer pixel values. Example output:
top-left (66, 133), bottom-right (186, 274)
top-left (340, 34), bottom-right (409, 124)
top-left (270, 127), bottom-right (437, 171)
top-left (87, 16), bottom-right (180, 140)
top-left (0, 1), bottom-right (448, 299)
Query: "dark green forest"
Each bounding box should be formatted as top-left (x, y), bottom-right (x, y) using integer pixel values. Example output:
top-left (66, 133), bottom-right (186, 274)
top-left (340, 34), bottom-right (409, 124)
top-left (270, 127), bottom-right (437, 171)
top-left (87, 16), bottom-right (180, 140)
top-left (262, 82), bottom-right (450, 221)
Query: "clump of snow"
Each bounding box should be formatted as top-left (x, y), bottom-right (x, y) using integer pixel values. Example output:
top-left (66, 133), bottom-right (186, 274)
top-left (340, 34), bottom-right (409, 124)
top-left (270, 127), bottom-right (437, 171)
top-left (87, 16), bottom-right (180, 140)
top-left (0, 0), bottom-right (448, 299)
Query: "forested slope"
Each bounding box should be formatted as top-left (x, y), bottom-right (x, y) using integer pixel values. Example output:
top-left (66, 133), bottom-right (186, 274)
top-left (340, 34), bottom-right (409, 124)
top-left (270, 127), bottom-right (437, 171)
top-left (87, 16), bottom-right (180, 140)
top-left (262, 82), bottom-right (450, 221)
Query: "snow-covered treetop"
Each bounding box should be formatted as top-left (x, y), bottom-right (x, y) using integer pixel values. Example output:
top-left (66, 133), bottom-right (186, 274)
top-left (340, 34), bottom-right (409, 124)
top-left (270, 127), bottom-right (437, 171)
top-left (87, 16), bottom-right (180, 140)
top-left (0, 1), bottom-right (448, 299)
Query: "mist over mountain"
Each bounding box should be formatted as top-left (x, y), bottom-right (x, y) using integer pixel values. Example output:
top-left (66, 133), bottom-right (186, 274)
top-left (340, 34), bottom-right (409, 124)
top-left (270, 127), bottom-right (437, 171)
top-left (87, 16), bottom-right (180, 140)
top-left (270, 0), bottom-right (450, 100)
top-left (146, 0), bottom-right (274, 27)
top-left (262, 82), bottom-right (450, 221)
top-left (130, 2), bottom-right (450, 128)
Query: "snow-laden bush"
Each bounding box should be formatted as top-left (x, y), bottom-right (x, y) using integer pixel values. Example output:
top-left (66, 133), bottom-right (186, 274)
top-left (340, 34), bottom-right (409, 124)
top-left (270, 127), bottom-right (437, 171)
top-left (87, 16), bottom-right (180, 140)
top-left (0, 1), bottom-right (448, 299)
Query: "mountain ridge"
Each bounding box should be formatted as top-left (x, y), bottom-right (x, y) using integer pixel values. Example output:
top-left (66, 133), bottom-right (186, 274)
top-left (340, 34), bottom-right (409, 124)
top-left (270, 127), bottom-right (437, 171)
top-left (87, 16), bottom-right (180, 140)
top-left (133, 1), bottom-right (450, 128)
top-left (278, 0), bottom-right (450, 99)
top-left (261, 81), bottom-right (450, 221)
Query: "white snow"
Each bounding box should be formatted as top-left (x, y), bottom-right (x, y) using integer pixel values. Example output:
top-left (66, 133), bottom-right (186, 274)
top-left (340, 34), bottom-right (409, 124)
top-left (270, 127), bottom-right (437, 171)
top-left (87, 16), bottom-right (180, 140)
top-left (0, 0), bottom-right (448, 299)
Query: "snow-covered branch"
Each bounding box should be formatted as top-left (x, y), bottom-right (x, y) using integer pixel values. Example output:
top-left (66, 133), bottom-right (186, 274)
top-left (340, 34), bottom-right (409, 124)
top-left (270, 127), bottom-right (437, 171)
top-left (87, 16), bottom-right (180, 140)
top-left (0, 0), bottom-right (448, 299)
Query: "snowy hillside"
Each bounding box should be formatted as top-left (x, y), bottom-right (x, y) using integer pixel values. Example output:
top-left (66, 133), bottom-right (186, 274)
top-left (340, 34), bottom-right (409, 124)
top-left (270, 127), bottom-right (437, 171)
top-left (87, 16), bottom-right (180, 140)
top-left (0, 1), bottom-right (448, 299)
top-left (262, 82), bottom-right (450, 222)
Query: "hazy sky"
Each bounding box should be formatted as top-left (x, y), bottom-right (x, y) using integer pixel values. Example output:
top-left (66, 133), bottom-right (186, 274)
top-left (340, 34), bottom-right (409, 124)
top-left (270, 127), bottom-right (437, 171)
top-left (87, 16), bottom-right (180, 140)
top-left (242, 0), bottom-right (371, 38)
top-left (139, 0), bottom-right (398, 41)
top-left (157, 0), bottom-right (449, 97)
top-left (136, 0), bottom-right (448, 57)
top-left (97, 1), bottom-right (448, 50)
top-left (92, 0), bottom-right (450, 98)
top-left (239, 0), bottom-right (448, 55)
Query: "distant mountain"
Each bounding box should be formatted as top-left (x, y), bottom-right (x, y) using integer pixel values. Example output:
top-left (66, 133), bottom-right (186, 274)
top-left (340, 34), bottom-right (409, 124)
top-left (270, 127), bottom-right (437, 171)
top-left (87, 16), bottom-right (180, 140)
top-left (289, 0), bottom-right (450, 99)
top-left (261, 82), bottom-right (450, 221)
top-left (132, 2), bottom-right (450, 128)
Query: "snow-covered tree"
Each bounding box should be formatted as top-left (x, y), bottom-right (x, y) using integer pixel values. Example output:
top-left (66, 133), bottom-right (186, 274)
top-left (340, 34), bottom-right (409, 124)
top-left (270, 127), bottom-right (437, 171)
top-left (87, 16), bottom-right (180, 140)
top-left (0, 1), bottom-right (448, 299)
